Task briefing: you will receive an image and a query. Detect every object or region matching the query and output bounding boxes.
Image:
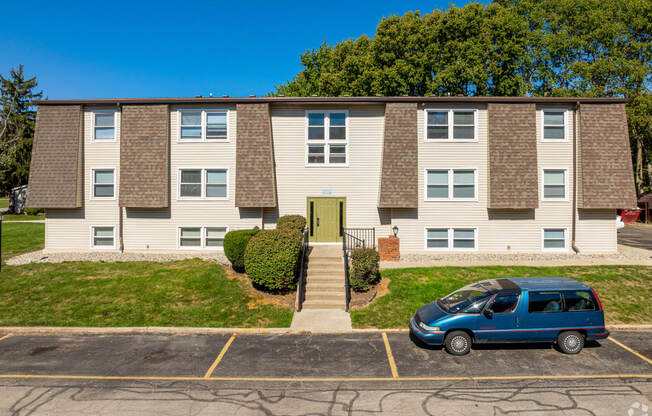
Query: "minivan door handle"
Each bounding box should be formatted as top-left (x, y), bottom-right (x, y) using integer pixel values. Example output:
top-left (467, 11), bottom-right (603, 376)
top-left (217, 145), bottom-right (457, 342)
top-left (515, 316), bottom-right (519, 327)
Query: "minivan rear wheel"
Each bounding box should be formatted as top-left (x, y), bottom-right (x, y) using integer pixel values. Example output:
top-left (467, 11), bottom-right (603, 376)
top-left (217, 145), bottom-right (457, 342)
top-left (557, 331), bottom-right (584, 354)
top-left (444, 331), bottom-right (472, 355)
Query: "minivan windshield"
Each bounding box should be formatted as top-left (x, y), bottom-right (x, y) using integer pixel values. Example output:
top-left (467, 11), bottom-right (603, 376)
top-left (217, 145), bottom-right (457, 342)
top-left (437, 282), bottom-right (496, 314)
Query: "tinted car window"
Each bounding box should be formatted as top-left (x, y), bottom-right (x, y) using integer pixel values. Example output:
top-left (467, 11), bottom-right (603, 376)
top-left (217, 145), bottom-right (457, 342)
top-left (564, 290), bottom-right (597, 312)
top-left (528, 291), bottom-right (563, 313)
top-left (491, 294), bottom-right (519, 314)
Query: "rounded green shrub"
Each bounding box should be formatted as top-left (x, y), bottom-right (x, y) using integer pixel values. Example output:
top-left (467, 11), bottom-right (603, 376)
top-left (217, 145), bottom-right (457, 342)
top-left (276, 215), bottom-right (306, 232)
top-left (349, 248), bottom-right (380, 291)
top-left (223, 229), bottom-right (260, 272)
top-left (244, 228), bottom-right (303, 291)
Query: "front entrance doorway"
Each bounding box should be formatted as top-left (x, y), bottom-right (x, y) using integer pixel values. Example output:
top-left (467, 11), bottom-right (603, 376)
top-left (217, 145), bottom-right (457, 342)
top-left (307, 197), bottom-right (346, 243)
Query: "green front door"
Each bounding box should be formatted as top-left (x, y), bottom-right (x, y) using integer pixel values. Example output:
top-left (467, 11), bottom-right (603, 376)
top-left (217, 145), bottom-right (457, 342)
top-left (307, 197), bottom-right (346, 242)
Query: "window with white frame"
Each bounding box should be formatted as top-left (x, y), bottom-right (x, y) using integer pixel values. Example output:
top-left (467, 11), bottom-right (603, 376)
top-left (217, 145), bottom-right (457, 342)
top-left (179, 109), bottom-right (228, 141)
top-left (425, 169), bottom-right (477, 200)
top-left (93, 110), bottom-right (116, 141)
top-left (542, 109), bottom-right (566, 140)
top-left (178, 168), bottom-right (228, 199)
top-left (426, 228), bottom-right (477, 250)
top-left (92, 226), bottom-right (115, 248)
top-left (425, 109), bottom-right (476, 141)
top-left (542, 228), bottom-right (566, 250)
top-left (178, 226), bottom-right (227, 249)
top-left (306, 111), bottom-right (348, 165)
top-left (542, 169), bottom-right (567, 200)
top-left (92, 169), bottom-right (115, 198)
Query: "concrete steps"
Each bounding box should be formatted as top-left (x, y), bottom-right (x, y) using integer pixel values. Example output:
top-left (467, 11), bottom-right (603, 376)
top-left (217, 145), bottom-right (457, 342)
top-left (301, 245), bottom-right (346, 311)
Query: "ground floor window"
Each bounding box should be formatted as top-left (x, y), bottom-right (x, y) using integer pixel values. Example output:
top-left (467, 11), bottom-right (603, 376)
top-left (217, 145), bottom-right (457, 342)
top-left (91, 226), bottom-right (115, 249)
top-left (178, 226), bottom-right (227, 249)
top-left (425, 227), bottom-right (477, 251)
top-left (542, 228), bottom-right (567, 251)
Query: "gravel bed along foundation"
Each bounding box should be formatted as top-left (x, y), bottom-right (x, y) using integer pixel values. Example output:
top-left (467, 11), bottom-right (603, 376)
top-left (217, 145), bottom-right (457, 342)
top-left (6, 250), bottom-right (230, 266)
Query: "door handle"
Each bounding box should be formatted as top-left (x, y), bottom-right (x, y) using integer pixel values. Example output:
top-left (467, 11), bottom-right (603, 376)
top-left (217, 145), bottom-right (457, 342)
top-left (317, 218), bottom-right (320, 227)
top-left (515, 316), bottom-right (519, 326)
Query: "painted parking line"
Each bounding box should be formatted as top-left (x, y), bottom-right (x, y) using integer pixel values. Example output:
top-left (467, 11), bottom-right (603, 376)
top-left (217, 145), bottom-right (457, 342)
top-left (204, 332), bottom-right (237, 379)
top-left (609, 337), bottom-right (652, 366)
top-left (0, 334), bottom-right (12, 343)
top-left (382, 332), bottom-right (399, 379)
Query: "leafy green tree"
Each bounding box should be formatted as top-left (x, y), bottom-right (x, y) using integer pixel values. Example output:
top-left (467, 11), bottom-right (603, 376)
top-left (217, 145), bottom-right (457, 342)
top-left (0, 65), bottom-right (42, 195)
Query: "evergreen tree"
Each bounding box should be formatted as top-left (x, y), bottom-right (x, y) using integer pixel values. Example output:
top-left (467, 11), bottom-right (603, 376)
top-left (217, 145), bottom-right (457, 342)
top-left (0, 65), bottom-right (42, 195)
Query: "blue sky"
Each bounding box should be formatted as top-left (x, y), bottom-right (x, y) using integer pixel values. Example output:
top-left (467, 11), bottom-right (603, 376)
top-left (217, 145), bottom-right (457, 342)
top-left (1, 1), bottom-right (486, 99)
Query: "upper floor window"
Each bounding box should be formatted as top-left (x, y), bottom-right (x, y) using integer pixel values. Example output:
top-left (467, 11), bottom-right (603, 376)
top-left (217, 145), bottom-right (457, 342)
top-left (178, 168), bottom-right (228, 199)
top-left (425, 109), bottom-right (476, 141)
top-left (542, 168), bottom-right (567, 200)
top-left (179, 109), bottom-right (228, 141)
top-left (92, 110), bottom-right (116, 141)
top-left (92, 168), bottom-right (115, 199)
top-left (306, 111), bottom-right (348, 166)
top-left (425, 169), bottom-right (477, 201)
top-left (542, 109), bottom-right (567, 141)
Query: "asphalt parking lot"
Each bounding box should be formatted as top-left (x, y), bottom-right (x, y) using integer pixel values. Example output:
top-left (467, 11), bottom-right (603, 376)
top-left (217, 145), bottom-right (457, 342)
top-left (618, 224), bottom-right (652, 251)
top-left (0, 331), bottom-right (649, 381)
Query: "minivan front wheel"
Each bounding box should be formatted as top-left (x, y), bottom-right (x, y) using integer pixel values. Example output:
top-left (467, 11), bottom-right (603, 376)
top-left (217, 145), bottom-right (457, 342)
top-left (557, 331), bottom-right (585, 354)
top-left (444, 331), bottom-right (472, 355)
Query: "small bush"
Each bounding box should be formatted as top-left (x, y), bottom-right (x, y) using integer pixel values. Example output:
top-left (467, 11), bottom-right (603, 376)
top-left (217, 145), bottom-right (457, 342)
top-left (223, 229), bottom-right (260, 272)
top-left (276, 215), bottom-right (306, 232)
top-left (25, 207), bottom-right (45, 215)
top-left (349, 248), bottom-right (380, 291)
top-left (244, 228), bottom-right (303, 291)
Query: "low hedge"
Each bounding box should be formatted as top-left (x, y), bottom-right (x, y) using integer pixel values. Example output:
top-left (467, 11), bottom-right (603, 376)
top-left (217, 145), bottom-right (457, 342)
top-left (276, 215), bottom-right (306, 232)
top-left (223, 229), bottom-right (260, 272)
top-left (349, 248), bottom-right (380, 291)
top-left (244, 228), bottom-right (303, 291)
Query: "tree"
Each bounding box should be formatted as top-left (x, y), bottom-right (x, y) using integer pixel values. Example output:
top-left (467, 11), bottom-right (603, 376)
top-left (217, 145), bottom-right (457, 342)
top-left (0, 65), bottom-right (42, 195)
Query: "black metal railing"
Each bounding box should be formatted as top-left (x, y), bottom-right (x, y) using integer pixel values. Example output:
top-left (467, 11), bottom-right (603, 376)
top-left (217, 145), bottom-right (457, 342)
top-left (295, 228), bottom-right (309, 312)
top-left (342, 228), bottom-right (375, 312)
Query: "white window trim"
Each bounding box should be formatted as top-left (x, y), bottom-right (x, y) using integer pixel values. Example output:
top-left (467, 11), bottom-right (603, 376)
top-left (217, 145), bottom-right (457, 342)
top-left (540, 107), bottom-right (568, 142)
top-left (91, 109), bottom-right (118, 142)
top-left (541, 167), bottom-right (569, 202)
top-left (304, 110), bottom-right (350, 167)
top-left (541, 227), bottom-right (569, 252)
top-left (90, 167), bottom-right (116, 200)
top-left (177, 108), bottom-right (230, 142)
top-left (177, 167), bottom-right (229, 200)
top-left (90, 225), bottom-right (117, 250)
top-left (424, 227), bottom-right (479, 252)
top-left (177, 226), bottom-right (229, 250)
top-left (424, 168), bottom-right (478, 201)
top-left (424, 108), bottom-right (479, 142)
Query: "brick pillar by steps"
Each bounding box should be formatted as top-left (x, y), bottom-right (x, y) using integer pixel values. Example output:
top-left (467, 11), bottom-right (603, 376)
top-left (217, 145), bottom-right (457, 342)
top-left (378, 235), bottom-right (400, 261)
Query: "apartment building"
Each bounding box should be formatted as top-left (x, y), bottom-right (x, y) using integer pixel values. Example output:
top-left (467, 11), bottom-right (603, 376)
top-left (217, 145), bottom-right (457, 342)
top-left (26, 96), bottom-right (637, 255)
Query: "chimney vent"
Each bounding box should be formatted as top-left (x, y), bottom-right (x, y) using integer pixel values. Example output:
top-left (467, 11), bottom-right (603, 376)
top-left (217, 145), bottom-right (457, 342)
top-left (222, 95), bottom-right (229, 98)
top-left (195, 95), bottom-right (202, 98)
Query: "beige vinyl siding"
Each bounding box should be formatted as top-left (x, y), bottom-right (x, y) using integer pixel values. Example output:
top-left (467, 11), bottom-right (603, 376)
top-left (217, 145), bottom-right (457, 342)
top-left (45, 109), bottom-right (121, 252)
top-left (576, 209), bottom-right (617, 253)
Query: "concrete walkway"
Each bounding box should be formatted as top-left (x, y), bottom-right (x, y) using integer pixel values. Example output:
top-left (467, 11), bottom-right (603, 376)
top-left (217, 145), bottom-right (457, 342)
top-left (290, 309), bottom-right (352, 331)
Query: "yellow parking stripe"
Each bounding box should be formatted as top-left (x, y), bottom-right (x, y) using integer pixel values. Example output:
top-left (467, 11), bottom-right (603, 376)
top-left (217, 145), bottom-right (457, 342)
top-left (0, 334), bottom-right (12, 343)
top-left (204, 332), bottom-right (237, 379)
top-left (609, 337), bottom-right (652, 366)
top-left (381, 332), bottom-right (399, 378)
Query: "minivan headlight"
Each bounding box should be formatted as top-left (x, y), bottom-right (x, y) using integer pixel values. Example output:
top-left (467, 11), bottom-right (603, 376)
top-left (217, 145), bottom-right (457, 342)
top-left (418, 322), bottom-right (440, 331)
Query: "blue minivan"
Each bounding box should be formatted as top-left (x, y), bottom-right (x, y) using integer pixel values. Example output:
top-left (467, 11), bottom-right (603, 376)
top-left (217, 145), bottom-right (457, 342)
top-left (410, 277), bottom-right (609, 355)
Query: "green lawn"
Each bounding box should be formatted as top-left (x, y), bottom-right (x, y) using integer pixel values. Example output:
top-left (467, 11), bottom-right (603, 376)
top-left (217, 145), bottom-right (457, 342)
top-left (1, 222), bottom-right (44, 262)
top-left (0, 199), bottom-right (8, 208)
top-left (351, 266), bottom-right (652, 328)
top-left (2, 214), bottom-right (45, 221)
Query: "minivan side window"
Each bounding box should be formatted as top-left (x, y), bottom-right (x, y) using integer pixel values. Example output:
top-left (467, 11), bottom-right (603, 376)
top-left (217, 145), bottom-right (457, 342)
top-left (528, 291), bottom-right (563, 313)
top-left (564, 290), bottom-right (597, 312)
top-left (491, 294), bottom-right (520, 314)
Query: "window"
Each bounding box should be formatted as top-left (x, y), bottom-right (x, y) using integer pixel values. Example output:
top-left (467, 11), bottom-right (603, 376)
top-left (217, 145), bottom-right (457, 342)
top-left (542, 228), bottom-right (567, 251)
top-left (93, 110), bottom-right (116, 141)
top-left (542, 169), bottom-right (567, 200)
top-left (564, 291), bottom-right (597, 312)
top-left (490, 294), bottom-right (520, 314)
top-left (179, 109), bottom-right (228, 141)
top-left (92, 169), bottom-right (115, 198)
top-left (425, 109), bottom-right (476, 141)
top-left (178, 226), bottom-right (228, 249)
top-left (542, 109), bottom-right (566, 141)
top-left (425, 227), bottom-right (477, 251)
top-left (92, 226), bottom-right (115, 249)
top-left (528, 291), bottom-right (563, 313)
top-left (178, 168), bottom-right (228, 199)
top-left (425, 169), bottom-right (477, 200)
top-left (306, 111), bottom-right (348, 165)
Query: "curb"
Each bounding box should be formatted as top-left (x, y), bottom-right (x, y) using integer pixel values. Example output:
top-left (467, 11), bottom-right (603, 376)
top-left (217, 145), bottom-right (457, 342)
top-left (0, 326), bottom-right (648, 335)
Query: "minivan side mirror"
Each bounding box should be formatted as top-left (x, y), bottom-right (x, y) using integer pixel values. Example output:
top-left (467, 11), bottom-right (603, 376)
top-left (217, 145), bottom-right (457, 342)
top-left (483, 308), bottom-right (494, 319)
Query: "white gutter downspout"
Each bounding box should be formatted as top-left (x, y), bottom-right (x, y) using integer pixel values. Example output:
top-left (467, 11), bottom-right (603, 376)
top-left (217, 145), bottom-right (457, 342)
top-left (571, 101), bottom-right (580, 254)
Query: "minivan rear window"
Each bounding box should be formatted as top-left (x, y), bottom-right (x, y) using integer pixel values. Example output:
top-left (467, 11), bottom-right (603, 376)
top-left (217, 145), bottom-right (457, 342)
top-left (564, 290), bottom-right (597, 312)
top-left (528, 291), bottom-right (562, 313)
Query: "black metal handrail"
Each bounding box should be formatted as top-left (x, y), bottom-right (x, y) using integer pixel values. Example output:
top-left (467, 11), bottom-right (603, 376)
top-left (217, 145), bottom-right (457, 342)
top-left (295, 228), bottom-right (309, 312)
top-left (342, 227), bottom-right (375, 312)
